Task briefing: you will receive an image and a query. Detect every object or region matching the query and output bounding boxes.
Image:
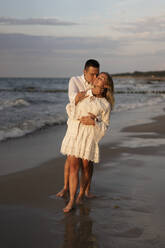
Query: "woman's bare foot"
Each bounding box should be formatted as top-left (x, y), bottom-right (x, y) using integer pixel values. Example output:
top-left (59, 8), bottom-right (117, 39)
top-left (56, 188), bottom-right (68, 198)
top-left (63, 200), bottom-right (74, 213)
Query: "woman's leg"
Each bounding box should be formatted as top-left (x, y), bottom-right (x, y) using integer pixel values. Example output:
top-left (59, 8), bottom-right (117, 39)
top-left (56, 158), bottom-right (70, 197)
top-left (63, 156), bottom-right (80, 212)
top-left (76, 159), bottom-right (92, 204)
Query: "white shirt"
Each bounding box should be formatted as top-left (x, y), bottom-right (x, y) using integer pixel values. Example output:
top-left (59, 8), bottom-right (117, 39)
top-left (68, 74), bottom-right (92, 103)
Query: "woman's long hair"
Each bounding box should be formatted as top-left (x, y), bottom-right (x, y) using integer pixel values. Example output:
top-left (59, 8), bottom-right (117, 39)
top-left (101, 72), bottom-right (115, 109)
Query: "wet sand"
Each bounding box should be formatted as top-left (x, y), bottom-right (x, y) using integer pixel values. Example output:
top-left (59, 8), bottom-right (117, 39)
top-left (0, 105), bottom-right (165, 248)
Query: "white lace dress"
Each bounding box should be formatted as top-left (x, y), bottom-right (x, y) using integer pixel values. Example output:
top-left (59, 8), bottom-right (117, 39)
top-left (60, 91), bottom-right (111, 163)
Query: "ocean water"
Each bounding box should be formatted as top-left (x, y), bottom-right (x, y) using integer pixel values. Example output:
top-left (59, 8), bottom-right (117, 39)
top-left (0, 77), bottom-right (165, 142)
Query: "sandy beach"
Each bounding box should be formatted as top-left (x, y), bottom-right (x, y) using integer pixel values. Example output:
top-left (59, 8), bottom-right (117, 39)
top-left (0, 103), bottom-right (165, 248)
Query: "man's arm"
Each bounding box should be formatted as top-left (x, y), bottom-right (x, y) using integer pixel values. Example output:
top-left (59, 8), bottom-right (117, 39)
top-left (68, 77), bottom-right (87, 105)
top-left (68, 77), bottom-right (79, 103)
top-left (75, 92), bottom-right (88, 105)
top-left (78, 112), bottom-right (97, 125)
top-left (78, 115), bottom-right (95, 125)
top-left (68, 77), bottom-right (94, 124)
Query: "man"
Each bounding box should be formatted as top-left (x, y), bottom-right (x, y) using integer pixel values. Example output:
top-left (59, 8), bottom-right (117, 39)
top-left (56, 59), bottom-right (100, 199)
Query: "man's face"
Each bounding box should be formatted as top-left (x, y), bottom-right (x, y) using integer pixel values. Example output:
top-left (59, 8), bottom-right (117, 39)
top-left (84, 66), bottom-right (99, 84)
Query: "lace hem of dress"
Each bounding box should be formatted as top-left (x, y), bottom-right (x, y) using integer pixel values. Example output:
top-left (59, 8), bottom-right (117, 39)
top-left (60, 150), bottom-right (99, 163)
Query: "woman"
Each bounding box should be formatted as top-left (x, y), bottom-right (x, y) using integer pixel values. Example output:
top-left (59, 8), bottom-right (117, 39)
top-left (60, 72), bottom-right (114, 212)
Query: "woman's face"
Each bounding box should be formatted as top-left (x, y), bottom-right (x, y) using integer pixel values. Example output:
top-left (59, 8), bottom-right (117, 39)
top-left (93, 73), bottom-right (108, 95)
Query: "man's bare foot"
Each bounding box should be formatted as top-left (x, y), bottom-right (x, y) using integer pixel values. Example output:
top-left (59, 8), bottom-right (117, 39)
top-left (56, 188), bottom-right (68, 198)
top-left (76, 196), bottom-right (84, 205)
top-left (85, 192), bottom-right (96, 199)
top-left (63, 200), bottom-right (74, 213)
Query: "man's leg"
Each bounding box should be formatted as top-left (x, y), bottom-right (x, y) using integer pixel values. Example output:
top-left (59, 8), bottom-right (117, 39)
top-left (56, 157), bottom-right (69, 197)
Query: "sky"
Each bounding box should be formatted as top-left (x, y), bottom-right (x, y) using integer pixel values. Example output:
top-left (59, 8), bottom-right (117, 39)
top-left (0, 0), bottom-right (165, 77)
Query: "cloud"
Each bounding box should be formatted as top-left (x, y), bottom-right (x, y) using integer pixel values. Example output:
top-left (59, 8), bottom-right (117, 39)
top-left (0, 33), bottom-right (120, 53)
top-left (1, 32), bottom-right (164, 61)
top-left (0, 17), bottom-right (77, 26)
top-left (153, 49), bottom-right (165, 56)
top-left (0, 32), bottom-right (164, 77)
top-left (0, 33), bottom-right (121, 77)
top-left (112, 14), bottom-right (165, 34)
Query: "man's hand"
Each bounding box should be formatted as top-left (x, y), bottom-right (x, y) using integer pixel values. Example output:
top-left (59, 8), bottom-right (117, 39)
top-left (78, 116), bottom-right (95, 125)
top-left (88, 112), bottom-right (96, 120)
top-left (75, 91), bottom-right (87, 105)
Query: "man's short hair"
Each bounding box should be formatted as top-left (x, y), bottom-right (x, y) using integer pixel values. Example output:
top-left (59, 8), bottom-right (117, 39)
top-left (84, 59), bottom-right (100, 70)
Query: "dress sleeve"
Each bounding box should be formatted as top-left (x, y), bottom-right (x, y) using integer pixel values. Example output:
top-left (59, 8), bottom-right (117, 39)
top-left (94, 104), bottom-right (111, 143)
top-left (66, 101), bottom-right (76, 119)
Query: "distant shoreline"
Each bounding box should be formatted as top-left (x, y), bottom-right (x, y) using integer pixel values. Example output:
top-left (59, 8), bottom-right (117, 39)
top-left (0, 70), bottom-right (165, 80)
top-left (112, 75), bottom-right (165, 81)
top-left (112, 70), bottom-right (165, 81)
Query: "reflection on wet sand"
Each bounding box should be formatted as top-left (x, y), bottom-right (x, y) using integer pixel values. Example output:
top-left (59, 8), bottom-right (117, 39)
top-left (62, 205), bottom-right (99, 248)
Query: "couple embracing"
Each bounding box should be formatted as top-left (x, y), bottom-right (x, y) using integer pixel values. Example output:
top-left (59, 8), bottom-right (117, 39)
top-left (56, 59), bottom-right (115, 212)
